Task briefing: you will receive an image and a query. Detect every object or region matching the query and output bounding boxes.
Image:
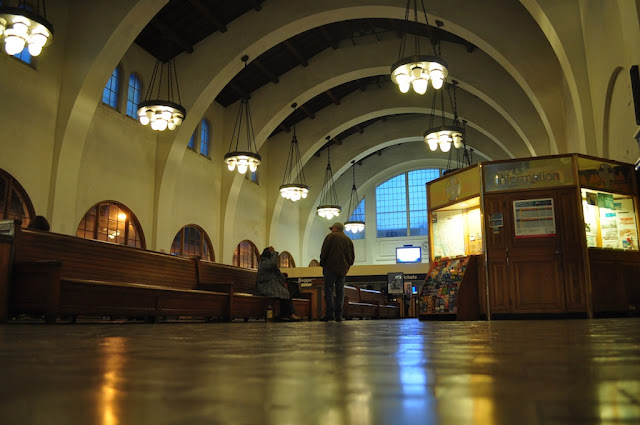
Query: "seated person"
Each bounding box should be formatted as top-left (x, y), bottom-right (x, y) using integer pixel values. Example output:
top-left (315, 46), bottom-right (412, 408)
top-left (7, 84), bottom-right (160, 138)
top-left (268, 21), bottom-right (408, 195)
top-left (256, 247), bottom-right (300, 321)
top-left (27, 215), bottom-right (50, 231)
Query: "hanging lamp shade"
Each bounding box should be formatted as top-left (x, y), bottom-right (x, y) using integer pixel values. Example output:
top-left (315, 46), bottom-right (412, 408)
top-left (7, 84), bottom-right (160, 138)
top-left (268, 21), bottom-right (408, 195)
top-left (224, 56), bottom-right (262, 175)
top-left (424, 80), bottom-right (465, 152)
top-left (390, 0), bottom-right (447, 95)
top-left (344, 161), bottom-right (364, 233)
top-left (137, 54), bottom-right (186, 132)
top-left (0, 1), bottom-right (54, 57)
top-left (316, 138), bottom-right (341, 220)
top-left (279, 103), bottom-right (309, 202)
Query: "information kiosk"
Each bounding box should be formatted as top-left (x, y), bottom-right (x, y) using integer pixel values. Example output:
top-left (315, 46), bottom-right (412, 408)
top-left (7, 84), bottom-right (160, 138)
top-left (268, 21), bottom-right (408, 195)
top-left (421, 154), bottom-right (640, 320)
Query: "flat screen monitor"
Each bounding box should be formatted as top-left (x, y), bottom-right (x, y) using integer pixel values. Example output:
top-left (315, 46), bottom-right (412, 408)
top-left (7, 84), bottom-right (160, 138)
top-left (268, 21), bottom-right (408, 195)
top-left (387, 272), bottom-right (404, 295)
top-left (396, 246), bottom-right (421, 263)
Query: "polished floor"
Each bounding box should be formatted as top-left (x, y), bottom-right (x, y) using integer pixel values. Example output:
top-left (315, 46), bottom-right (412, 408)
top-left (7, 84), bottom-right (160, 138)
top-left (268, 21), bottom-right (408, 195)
top-left (1, 318), bottom-right (639, 425)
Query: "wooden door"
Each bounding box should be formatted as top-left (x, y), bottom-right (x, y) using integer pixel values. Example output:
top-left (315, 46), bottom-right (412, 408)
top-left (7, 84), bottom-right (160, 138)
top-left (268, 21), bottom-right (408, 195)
top-left (485, 189), bottom-right (577, 314)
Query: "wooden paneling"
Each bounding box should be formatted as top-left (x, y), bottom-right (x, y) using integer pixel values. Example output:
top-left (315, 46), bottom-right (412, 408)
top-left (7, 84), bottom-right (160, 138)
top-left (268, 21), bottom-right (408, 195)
top-left (511, 258), bottom-right (565, 312)
top-left (484, 188), bottom-right (587, 315)
top-left (589, 249), bottom-right (640, 312)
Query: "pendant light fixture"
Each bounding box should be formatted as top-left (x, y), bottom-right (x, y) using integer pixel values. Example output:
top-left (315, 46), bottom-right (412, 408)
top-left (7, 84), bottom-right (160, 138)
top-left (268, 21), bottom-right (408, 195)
top-left (424, 79), bottom-right (464, 152)
top-left (390, 0), bottom-right (447, 95)
top-left (0, 0), bottom-right (53, 57)
top-left (224, 56), bottom-right (261, 175)
top-left (316, 138), bottom-right (341, 220)
top-left (137, 44), bottom-right (186, 131)
top-left (279, 103), bottom-right (309, 202)
top-left (344, 161), bottom-right (365, 233)
top-left (444, 120), bottom-right (473, 174)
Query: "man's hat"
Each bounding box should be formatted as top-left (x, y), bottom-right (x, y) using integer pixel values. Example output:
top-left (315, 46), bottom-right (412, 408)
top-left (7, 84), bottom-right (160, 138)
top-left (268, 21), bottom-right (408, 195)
top-left (329, 222), bottom-right (344, 231)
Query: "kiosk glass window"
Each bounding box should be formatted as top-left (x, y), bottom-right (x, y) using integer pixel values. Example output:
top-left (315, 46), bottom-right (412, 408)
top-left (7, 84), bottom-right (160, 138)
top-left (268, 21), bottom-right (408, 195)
top-left (431, 197), bottom-right (482, 259)
top-left (581, 189), bottom-right (638, 250)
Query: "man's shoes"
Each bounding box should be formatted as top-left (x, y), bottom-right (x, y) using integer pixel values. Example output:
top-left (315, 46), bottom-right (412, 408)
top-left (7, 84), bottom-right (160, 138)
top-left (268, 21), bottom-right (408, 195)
top-left (289, 315), bottom-right (301, 322)
top-left (335, 317), bottom-right (342, 322)
top-left (319, 316), bottom-right (334, 322)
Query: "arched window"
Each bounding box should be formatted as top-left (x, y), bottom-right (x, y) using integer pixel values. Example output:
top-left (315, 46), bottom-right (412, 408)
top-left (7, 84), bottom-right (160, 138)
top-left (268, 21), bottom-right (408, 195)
top-left (278, 251), bottom-right (295, 268)
top-left (14, 46), bottom-right (32, 64)
top-left (200, 119), bottom-right (210, 157)
top-left (232, 240), bottom-right (259, 269)
top-left (187, 133), bottom-right (195, 150)
top-left (308, 259), bottom-right (320, 267)
top-left (347, 198), bottom-right (365, 240)
top-left (376, 169), bottom-right (442, 238)
top-left (0, 168), bottom-right (35, 228)
top-left (170, 225), bottom-right (214, 261)
top-left (187, 119), bottom-right (211, 158)
top-left (102, 65), bottom-right (122, 109)
top-left (76, 201), bottom-right (145, 248)
top-left (126, 73), bottom-right (143, 118)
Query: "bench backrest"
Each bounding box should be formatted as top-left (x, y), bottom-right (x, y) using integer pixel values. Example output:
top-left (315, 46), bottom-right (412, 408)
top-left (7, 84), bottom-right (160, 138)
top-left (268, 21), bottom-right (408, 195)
top-left (344, 285), bottom-right (360, 302)
top-left (359, 288), bottom-right (383, 305)
top-left (197, 260), bottom-right (257, 293)
top-left (13, 227), bottom-right (198, 290)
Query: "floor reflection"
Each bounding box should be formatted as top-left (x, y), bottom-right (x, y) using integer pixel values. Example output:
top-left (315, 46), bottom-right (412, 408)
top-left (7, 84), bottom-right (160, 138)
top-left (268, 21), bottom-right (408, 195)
top-left (98, 337), bottom-right (127, 425)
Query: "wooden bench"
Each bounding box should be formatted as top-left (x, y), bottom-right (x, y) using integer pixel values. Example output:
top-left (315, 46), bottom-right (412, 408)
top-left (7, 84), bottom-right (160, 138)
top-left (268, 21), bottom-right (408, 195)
top-left (343, 285), bottom-right (401, 320)
top-left (6, 224), bottom-right (310, 323)
top-left (8, 226), bottom-right (230, 323)
top-left (196, 259), bottom-right (311, 321)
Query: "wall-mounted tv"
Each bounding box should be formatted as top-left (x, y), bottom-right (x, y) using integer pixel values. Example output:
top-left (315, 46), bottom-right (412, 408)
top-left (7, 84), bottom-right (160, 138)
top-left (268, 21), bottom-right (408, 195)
top-left (396, 245), bottom-right (422, 263)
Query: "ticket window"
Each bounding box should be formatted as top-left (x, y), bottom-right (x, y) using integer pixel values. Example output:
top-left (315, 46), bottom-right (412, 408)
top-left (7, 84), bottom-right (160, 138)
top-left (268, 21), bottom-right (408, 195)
top-left (431, 197), bottom-right (482, 260)
top-left (581, 189), bottom-right (639, 250)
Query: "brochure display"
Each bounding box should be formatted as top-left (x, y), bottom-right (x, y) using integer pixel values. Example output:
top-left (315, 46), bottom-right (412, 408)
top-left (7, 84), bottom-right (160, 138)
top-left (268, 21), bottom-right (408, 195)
top-left (417, 255), bottom-right (481, 321)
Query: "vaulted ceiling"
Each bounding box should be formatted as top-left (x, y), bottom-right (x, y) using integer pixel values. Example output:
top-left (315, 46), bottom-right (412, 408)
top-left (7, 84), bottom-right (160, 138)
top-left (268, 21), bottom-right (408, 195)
top-left (134, 0), bottom-right (487, 156)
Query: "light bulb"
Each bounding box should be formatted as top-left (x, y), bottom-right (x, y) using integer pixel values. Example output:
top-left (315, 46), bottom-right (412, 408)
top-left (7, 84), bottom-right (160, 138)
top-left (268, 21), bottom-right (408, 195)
top-left (412, 78), bottom-right (428, 95)
top-left (411, 66), bottom-right (423, 79)
top-left (30, 32), bottom-right (48, 47)
top-left (301, 191), bottom-right (308, 199)
top-left (249, 162), bottom-right (258, 173)
top-left (153, 119), bottom-right (168, 131)
top-left (438, 133), bottom-right (451, 144)
top-left (440, 140), bottom-right (452, 152)
top-left (453, 135), bottom-right (463, 149)
top-left (173, 115), bottom-right (183, 126)
top-left (5, 35), bottom-right (26, 55)
top-left (291, 192), bottom-right (300, 202)
top-left (430, 69), bottom-right (444, 89)
top-left (13, 21), bottom-right (29, 36)
top-left (161, 110), bottom-right (172, 121)
top-left (139, 115), bottom-right (150, 125)
top-left (27, 42), bottom-right (42, 56)
top-left (227, 161), bottom-right (236, 171)
top-left (237, 163), bottom-right (248, 174)
top-left (395, 72), bottom-right (410, 86)
top-left (399, 82), bottom-right (410, 93)
top-left (167, 121), bottom-right (176, 131)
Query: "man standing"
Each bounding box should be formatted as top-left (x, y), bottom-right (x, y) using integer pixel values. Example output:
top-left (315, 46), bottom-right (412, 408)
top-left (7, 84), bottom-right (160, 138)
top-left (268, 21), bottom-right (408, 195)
top-left (319, 222), bottom-right (355, 322)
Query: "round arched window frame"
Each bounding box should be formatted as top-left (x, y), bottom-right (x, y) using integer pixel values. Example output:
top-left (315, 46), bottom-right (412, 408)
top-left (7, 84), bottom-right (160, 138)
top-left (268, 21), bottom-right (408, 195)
top-left (232, 240), bottom-right (260, 269)
top-left (278, 251), bottom-right (295, 268)
top-left (170, 225), bottom-right (214, 261)
top-left (0, 168), bottom-right (35, 228)
top-left (76, 201), bottom-right (145, 248)
top-left (308, 259), bottom-right (320, 267)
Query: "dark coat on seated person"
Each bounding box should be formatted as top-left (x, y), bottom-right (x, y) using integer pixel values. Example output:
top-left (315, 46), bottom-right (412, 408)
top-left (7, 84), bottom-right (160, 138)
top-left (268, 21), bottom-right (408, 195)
top-left (256, 249), bottom-right (290, 300)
